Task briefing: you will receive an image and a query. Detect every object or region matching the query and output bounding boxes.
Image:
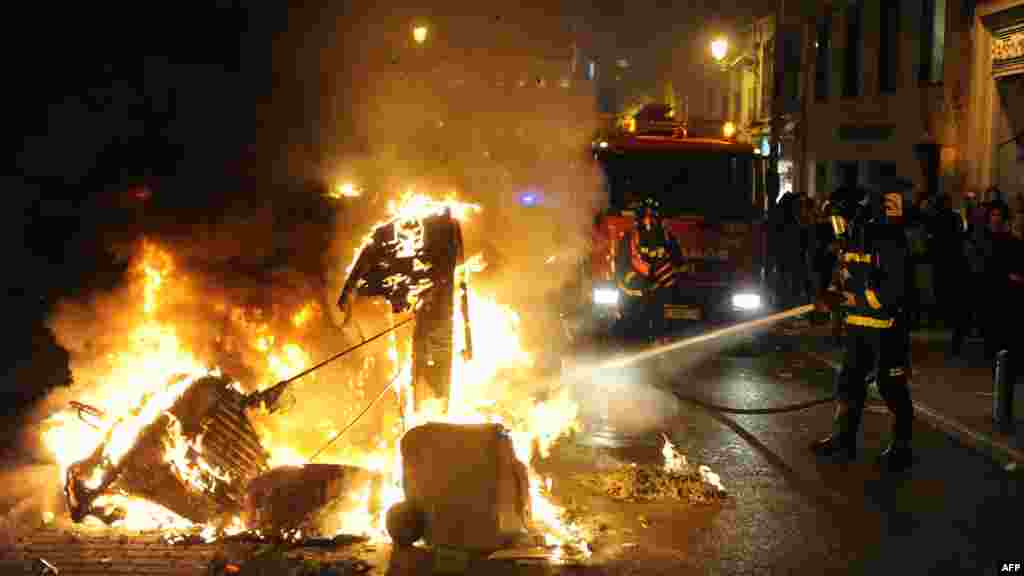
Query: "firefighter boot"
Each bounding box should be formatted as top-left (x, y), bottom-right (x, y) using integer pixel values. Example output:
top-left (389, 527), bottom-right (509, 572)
top-left (809, 406), bottom-right (856, 461)
top-left (875, 370), bottom-right (914, 472)
top-left (809, 435), bottom-right (857, 461)
top-left (877, 442), bottom-right (913, 473)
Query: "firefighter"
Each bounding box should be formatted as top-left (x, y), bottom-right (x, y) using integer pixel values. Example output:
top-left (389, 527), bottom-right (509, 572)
top-left (811, 180), bottom-right (914, 472)
top-left (617, 196), bottom-right (680, 341)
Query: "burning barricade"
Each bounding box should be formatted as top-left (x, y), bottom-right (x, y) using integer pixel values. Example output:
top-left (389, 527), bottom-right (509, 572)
top-left (38, 189), bottom-right (734, 567)
top-left (63, 373), bottom-right (268, 526)
top-left (61, 371), bottom-right (385, 538)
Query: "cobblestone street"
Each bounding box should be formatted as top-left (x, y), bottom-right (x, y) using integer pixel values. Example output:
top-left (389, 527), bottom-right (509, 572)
top-left (1, 527), bottom-right (392, 576)
top-left (2, 527), bottom-right (219, 575)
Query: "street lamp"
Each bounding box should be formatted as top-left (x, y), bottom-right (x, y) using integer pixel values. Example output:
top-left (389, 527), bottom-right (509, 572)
top-left (709, 37), bottom-right (758, 74)
top-left (710, 37), bottom-right (729, 63)
top-left (723, 121), bottom-right (736, 139)
top-left (413, 25), bottom-right (428, 44)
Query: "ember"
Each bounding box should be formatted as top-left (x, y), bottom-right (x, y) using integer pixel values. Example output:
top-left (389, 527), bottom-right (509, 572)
top-left (574, 437), bottom-right (727, 504)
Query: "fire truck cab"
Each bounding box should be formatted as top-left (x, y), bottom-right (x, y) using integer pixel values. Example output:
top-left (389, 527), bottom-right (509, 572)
top-left (570, 132), bottom-right (772, 343)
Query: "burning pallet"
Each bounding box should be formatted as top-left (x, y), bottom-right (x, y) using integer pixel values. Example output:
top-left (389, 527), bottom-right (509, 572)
top-left (65, 374), bottom-right (271, 525)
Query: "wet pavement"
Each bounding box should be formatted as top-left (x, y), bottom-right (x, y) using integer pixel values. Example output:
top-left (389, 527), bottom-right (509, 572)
top-left (648, 329), bottom-right (1024, 575)
top-left (3, 327), bottom-right (1023, 575)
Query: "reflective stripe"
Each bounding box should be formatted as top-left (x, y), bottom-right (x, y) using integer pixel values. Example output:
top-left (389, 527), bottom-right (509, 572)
top-left (843, 252), bottom-right (872, 263)
top-left (618, 271), bottom-right (643, 296)
top-left (865, 289), bottom-right (882, 310)
top-left (630, 233), bottom-right (650, 275)
top-left (845, 315), bottom-right (895, 329)
top-left (618, 282), bottom-right (642, 297)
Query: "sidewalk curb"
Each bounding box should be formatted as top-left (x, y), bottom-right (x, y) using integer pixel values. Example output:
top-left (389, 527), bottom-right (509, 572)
top-left (801, 350), bottom-right (1024, 467)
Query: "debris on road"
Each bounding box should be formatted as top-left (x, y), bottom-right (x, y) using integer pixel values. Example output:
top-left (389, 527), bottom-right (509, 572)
top-left (244, 464), bottom-right (382, 537)
top-left (573, 437), bottom-right (727, 504)
top-left (206, 545), bottom-right (373, 576)
top-left (33, 558), bottom-right (58, 575)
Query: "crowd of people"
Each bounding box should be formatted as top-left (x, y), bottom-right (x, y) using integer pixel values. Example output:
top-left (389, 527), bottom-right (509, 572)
top-left (767, 186), bottom-right (1024, 362)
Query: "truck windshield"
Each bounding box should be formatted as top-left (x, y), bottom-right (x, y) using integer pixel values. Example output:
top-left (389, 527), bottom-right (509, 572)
top-left (600, 151), bottom-right (756, 218)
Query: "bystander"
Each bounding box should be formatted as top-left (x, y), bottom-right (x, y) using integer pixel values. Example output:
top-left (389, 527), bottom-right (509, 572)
top-left (927, 194), bottom-right (965, 331)
top-left (978, 200), bottom-right (1024, 362)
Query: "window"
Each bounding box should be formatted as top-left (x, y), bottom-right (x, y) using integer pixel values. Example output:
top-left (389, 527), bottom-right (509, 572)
top-left (843, 1), bottom-right (863, 98)
top-left (870, 161), bottom-right (899, 191)
top-left (879, 1), bottom-right (901, 92)
top-left (919, 0), bottom-right (946, 83)
top-left (763, 37), bottom-right (775, 113)
top-left (815, 162), bottom-right (830, 198)
top-left (815, 13), bottom-right (832, 101)
top-left (837, 161), bottom-right (859, 188)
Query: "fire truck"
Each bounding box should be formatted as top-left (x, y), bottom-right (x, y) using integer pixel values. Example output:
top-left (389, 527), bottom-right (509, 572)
top-left (566, 131), bottom-right (772, 343)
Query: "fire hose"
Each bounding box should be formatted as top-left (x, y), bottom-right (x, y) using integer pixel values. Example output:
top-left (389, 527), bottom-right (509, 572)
top-left (588, 304), bottom-right (886, 415)
top-left (672, 392), bottom-right (838, 415)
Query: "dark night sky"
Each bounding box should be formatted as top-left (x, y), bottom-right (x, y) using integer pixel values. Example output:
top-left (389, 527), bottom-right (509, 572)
top-left (12, 1), bottom-right (766, 198)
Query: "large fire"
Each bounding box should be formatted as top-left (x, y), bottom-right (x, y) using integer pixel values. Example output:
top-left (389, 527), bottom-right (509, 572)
top-left (40, 190), bottom-right (587, 554)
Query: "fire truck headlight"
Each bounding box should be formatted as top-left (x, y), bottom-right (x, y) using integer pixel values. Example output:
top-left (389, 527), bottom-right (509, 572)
top-left (593, 287), bottom-right (620, 306)
top-left (731, 292), bottom-right (761, 311)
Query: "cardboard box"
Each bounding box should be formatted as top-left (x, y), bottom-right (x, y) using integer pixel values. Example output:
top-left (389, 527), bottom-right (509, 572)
top-left (400, 423), bottom-right (532, 551)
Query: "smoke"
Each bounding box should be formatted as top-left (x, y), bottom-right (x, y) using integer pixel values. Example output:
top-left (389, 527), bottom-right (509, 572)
top-left (290, 3), bottom-right (606, 337)
top-left (563, 326), bottom-right (770, 436)
top-left (0, 465), bottom-right (62, 535)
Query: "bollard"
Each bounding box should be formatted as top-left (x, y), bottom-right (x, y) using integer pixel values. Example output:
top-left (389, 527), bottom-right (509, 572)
top-left (993, 349), bottom-right (1015, 432)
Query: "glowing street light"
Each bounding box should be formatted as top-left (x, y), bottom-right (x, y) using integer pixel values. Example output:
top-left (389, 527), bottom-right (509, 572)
top-left (723, 122), bottom-right (736, 139)
top-left (413, 25), bottom-right (428, 44)
top-left (710, 37), bottom-right (729, 63)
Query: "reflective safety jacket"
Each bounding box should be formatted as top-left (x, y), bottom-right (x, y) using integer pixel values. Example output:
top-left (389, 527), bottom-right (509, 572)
top-left (837, 221), bottom-right (908, 329)
top-left (617, 225), bottom-right (680, 296)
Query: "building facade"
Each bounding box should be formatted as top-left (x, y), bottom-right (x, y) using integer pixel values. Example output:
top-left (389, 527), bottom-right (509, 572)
top-left (676, 16), bottom-right (778, 148)
top-left (962, 0), bottom-right (1024, 204)
top-left (797, 0), bottom-right (969, 205)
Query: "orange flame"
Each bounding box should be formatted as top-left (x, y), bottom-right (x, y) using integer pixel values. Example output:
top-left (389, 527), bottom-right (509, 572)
top-left (42, 193), bottom-right (586, 553)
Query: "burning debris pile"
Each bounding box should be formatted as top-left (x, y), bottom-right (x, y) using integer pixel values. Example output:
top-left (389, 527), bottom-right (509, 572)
top-left (65, 373), bottom-right (269, 526)
top-left (575, 437), bottom-right (727, 505)
top-left (36, 190), bottom-right (589, 558)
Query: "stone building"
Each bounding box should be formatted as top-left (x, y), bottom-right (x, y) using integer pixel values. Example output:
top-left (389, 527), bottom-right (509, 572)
top-left (961, 0), bottom-right (1024, 204)
top-left (793, 0), bottom-right (1023, 209)
top-left (797, 0), bottom-right (966, 204)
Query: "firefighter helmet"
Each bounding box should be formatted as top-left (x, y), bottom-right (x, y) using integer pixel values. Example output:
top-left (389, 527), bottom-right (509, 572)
top-left (825, 186), bottom-right (868, 240)
top-left (639, 197), bottom-right (661, 217)
top-left (635, 197), bottom-right (661, 229)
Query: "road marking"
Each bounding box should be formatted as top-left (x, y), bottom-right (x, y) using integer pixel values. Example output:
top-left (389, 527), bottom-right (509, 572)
top-left (801, 350), bottom-right (1024, 466)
